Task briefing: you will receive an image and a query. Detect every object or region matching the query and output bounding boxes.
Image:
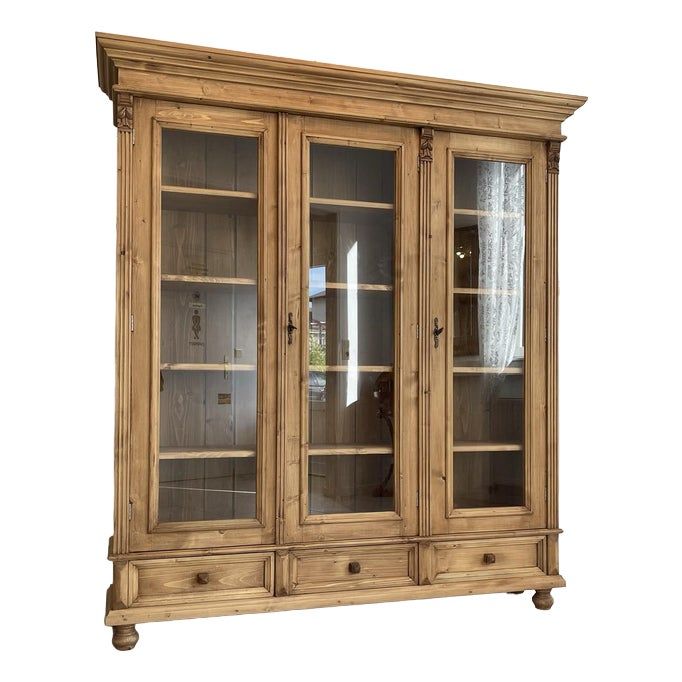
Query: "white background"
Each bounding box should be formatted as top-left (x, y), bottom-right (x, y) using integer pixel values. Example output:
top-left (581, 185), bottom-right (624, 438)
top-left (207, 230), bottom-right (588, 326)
top-left (2, 1), bottom-right (680, 678)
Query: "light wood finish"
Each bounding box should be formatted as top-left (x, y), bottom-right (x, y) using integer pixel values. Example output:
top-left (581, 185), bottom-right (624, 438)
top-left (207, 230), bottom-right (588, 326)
top-left (288, 544), bottom-right (417, 594)
top-left (310, 197), bottom-right (394, 210)
top-left (131, 553), bottom-right (274, 605)
top-left (159, 447), bottom-right (256, 460)
top-left (106, 573), bottom-right (566, 626)
top-left (97, 34), bottom-right (582, 646)
top-left (308, 445), bottom-right (393, 456)
top-left (282, 116), bottom-right (419, 544)
top-left (452, 366), bottom-right (524, 374)
top-left (424, 537), bottom-right (545, 584)
top-left (532, 589), bottom-right (554, 610)
top-left (430, 133), bottom-right (548, 535)
top-left (159, 362), bottom-right (256, 371)
top-left (97, 34), bottom-right (586, 141)
top-left (161, 274), bottom-right (256, 286)
top-left (112, 624), bottom-right (139, 651)
top-left (453, 442), bottom-right (522, 452)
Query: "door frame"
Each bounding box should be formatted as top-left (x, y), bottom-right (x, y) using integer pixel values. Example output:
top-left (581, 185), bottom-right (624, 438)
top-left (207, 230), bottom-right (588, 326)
top-left (282, 115), bottom-right (419, 543)
top-left (429, 132), bottom-right (548, 534)
top-left (128, 100), bottom-right (278, 551)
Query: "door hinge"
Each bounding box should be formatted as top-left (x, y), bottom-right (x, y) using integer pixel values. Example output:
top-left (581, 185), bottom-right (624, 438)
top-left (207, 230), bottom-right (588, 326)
top-left (132, 128), bottom-right (136, 145)
top-left (416, 323), bottom-right (420, 339)
top-left (544, 485), bottom-right (548, 502)
top-left (416, 490), bottom-right (420, 508)
top-left (130, 314), bottom-right (135, 332)
top-left (128, 499), bottom-right (133, 520)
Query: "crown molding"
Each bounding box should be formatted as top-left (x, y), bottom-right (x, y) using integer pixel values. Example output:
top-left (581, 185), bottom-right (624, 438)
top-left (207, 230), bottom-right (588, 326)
top-left (96, 33), bottom-right (586, 139)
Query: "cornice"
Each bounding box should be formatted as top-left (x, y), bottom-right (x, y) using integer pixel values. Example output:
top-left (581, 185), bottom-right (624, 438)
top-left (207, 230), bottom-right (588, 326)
top-left (96, 33), bottom-right (586, 137)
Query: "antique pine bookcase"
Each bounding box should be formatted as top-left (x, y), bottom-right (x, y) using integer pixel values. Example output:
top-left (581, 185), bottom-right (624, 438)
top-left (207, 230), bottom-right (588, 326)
top-left (95, 33), bottom-right (585, 650)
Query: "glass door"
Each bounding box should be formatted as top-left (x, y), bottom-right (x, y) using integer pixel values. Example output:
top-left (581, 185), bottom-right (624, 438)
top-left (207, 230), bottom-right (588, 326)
top-left (283, 117), bottom-right (418, 542)
top-left (430, 133), bottom-right (547, 534)
top-left (129, 103), bottom-right (277, 550)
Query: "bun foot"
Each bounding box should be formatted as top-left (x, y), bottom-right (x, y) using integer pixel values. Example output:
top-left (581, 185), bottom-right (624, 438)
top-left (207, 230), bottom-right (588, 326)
top-left (532, 589), bottom-right (554, 610)
top-left (112, 624), bottom-right (139, 650)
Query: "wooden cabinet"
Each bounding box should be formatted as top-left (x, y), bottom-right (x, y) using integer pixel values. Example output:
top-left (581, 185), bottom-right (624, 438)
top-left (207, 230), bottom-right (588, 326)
top-left (96, 33), bottom-right (585, 649)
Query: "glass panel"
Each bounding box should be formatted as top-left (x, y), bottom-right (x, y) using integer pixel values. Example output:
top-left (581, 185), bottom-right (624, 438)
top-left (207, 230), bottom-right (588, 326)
top-left (453, 374), bottom-right (523, 445)
top-left (309, 455), bottom-right (394, 514)
top-left (311, 144), bottom-right (394, 203)
top-left (452, 156), bottom-right (525, 509)
top-left (453, 451), bottom-right (523, 508)
top-left (158, 129), bottom-right (259, 523)
top-left (307, 142), bottom-right (396, 515)
top-left (309, 371), bottom-right (393, 446)
top-left (159, 457), bottom-right (256, 522)
top-left (162, 129), bottom-right (257, 192)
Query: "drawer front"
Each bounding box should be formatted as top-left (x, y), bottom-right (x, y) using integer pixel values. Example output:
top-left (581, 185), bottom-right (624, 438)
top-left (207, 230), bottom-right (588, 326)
top-left (290, 544), bottom-right (417, 595)
top-left (431, 537), bottom-right (545, 583)
top-left (132, 553), bottom-right (274, 606)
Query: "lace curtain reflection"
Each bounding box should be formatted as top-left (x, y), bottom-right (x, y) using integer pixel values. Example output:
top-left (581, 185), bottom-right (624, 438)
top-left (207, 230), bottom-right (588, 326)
top-left (477, 162), bottom-right (525, 370)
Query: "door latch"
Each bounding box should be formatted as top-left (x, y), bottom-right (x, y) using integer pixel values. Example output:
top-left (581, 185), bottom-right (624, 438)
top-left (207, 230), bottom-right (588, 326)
top-left (433, 317), bottom-right (444, 348)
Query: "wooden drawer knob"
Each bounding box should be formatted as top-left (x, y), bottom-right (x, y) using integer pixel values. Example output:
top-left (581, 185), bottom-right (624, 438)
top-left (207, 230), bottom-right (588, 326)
top-left (483, 553), bottom-right (496, 565)
top-left (196, 572), bottom-right (210, 585)
top-left (348, 561), bottom-right (361, 574)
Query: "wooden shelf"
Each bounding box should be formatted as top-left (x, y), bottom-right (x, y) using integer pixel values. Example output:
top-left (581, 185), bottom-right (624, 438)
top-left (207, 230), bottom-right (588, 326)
top-left (160, 447), bottom-right (256, 460)
top-left (320, 282), bottom-right (393, 292)
top-left (454, 208), bottom-right (522, 219)
top-left (159, 486), bottom-right (256, 495)
top-left (161, 363), bottom-right (256, 371)
top-left (453, 366), bottom-right (523, 375)
top-left (310, 197), bottom-right (394, 210)
top-left (453, 287), bottom-right (518, 296)
top-left (308, 445), bottom-right (393, 456)
top-left (162, 185), bottom-right (257, 214)
top-left (309, 365), bottom-right (393, 372)
top-left (162, 274), bottom-right (257, 286)
top-left (453, 442), bottom-right (523, 452)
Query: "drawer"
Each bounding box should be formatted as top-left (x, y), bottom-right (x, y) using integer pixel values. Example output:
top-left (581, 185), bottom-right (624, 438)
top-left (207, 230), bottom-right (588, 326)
top-left (289, 544), bottom-right (417, 595)
top-left (430, 537), bottom-right (545, 583)
top-left (131, 553), bottom-right (274, 606)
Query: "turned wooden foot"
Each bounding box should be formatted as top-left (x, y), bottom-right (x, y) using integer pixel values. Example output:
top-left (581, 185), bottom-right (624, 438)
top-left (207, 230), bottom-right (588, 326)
top-left (532, 589), bottom-right (554, 610)
top-left (112, 624), bottom-right (139, 650)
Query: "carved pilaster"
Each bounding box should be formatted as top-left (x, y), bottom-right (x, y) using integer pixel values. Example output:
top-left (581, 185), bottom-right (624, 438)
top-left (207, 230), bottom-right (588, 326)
top-left (547, 140), bottom-right (560, 174)
top-left (112, 98), bottom-right (134, 555)
top-left (419, 126), bottom-right (434, 164)
top-left (115, 92), bottom-right (133, 131)
top-left (418, 127), bottom-right (433, 536)
top-left (547, 141), bottom-right (561, 530)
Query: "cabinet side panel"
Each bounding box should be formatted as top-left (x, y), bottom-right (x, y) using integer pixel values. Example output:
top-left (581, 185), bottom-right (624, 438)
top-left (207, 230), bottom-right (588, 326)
top-left (112, 93), bottom-right (134, 555)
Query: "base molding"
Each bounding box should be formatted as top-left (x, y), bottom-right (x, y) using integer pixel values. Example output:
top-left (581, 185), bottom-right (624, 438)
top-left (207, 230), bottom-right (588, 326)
top-left (106, 573), bottom-right (565, 626)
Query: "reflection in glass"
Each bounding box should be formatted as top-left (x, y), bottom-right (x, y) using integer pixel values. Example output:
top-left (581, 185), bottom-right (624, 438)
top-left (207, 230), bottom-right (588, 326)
top-left (453, 451), bottom-right (523, 508)
top-left (159, 457), bottom-right (256, 522)
top-left (158, 128), bottom-right (259, 523)
top-left (452, 157), bottom-right (526, 509)
top-left (309, 455), bottom-right (394, 514)
top-left (307, 142), bottom-right (395, 514)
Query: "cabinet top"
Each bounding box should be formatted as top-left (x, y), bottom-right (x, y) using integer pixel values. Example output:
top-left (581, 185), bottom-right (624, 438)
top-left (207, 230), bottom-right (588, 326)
top-left (96, 32), bottom-right (586, 140)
